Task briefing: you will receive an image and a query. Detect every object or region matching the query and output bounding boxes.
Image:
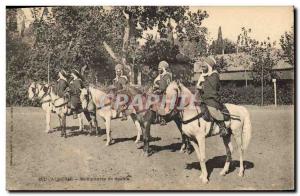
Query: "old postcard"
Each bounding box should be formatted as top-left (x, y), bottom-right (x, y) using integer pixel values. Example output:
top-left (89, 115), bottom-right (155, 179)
top-left (6, 6), bottom-right (295, 191)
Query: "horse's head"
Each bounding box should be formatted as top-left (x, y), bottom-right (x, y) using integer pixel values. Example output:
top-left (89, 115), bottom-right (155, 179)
top-left (28, 82), bottom-right (37, 100)
top-left (164, 80), bottom-right (181, 115)
top-left (80, 88), bottom-right (89, 110)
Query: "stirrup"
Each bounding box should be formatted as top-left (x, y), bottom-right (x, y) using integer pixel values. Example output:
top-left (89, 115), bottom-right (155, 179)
top-left (121, 113), bottom-right (127, 121)
top-left (160, 118), bottom-right (167, 126)
top-left (219, 127), bottom-right (229, 137)
top-left (73, 113), bottom-right (78, 119)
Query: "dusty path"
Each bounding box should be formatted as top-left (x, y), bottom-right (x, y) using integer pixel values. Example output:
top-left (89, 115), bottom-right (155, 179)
top-left (6, 106), bottom-right (294, 190)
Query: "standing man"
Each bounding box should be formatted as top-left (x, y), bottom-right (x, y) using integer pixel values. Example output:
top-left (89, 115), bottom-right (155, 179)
top-left (196, 56), bottom-right (228, 137)
top-left (153, 61), bottom-right (172, 125)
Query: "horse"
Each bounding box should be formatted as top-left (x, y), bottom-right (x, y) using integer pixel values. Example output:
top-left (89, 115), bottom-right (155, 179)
top-left (164, 81), bottom-right (252, 183)
top-left (80, 86), bottom-right (143, 146)
top-left (28, 82), bottom-right (96, 137)
top-left (80, 85), bottom-right (192, 155)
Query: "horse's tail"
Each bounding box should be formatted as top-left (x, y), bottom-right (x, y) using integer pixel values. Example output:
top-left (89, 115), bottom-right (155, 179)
top-left (241, 107), bottom-right (252, 150)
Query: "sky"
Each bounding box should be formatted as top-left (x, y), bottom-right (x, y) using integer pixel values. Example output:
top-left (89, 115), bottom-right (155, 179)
top-left (21, 6), bottom-right (294, 47)
top-left (198, 6), bottom-right (294, 45)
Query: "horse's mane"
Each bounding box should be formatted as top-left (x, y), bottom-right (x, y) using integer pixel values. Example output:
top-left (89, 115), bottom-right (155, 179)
top-left (169, 81), bottom-right (193, 96)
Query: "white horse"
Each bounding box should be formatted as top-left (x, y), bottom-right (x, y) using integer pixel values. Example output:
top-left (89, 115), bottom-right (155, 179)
top-left (80, 86), bottom-right (143, 146)
top-left (28, 82), bottom-right (84, 134)
top-left (164, 81), bottom-right (252, 184)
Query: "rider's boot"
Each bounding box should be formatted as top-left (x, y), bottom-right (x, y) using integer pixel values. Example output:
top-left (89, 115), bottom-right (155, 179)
top-left (217, 121), bottom-right (228, 137)
top-left (121, 111), bottom-right (127, 121)
top-left (160, 116), bottom-right (167, 126)
top-left (73, 111), bottom-right (78, 119)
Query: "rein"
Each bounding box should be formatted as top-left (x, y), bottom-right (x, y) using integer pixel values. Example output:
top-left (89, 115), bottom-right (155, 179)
top-left (31, 83), bottom-right (52, 105)
top-left (174, 81), bottom-right (201, 127)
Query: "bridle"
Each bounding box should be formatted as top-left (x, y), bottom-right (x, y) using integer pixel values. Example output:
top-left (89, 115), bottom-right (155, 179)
top-left (171, 81), bottom-right (202, 126)
top-left (30, 83), bottom-right (52, 104)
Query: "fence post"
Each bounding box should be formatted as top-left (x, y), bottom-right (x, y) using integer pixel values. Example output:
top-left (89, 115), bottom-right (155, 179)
top-left (272, 78), bottom-right (277, 107)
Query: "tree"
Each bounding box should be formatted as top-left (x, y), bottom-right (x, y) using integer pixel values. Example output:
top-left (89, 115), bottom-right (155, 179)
top-left (250, 38), bottom-right (279, 105)
top-left (280, 27), bottom-right (294, 66)
top-left (215, 26), bottom-right (224, 54)
top-left (103, 6), bottom-right (208, 83)
top-left (237, 27), bottom-right (258, 53)
top-left (223, 38), bottom-right (236, 54)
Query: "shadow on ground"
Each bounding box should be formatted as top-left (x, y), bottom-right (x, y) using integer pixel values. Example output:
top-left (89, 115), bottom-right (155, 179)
top-left (185, 155), bottom-right (254, 179)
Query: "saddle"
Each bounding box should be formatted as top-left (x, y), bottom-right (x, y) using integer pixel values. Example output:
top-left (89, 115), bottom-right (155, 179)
top-left (199, 103), bottom-right (230, 122)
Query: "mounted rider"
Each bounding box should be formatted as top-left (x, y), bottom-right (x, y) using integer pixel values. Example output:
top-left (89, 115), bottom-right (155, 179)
top-left (69, 69), bottom-right (86, 119)
top-left (113, 63), bottom-right (129, 90)
top-left (153, 60), bottom-right (172, 125)
top-left (196, 56), bottom-right (228, 137)
top-left (112, 63), bottom-right (129, 120)
top-left (55, 69), bottom-right (69, 98)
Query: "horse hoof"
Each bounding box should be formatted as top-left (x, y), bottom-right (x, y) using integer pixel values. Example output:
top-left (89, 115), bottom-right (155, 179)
top-left (200, 176), bottom-right (208, 184)
top-left (105, 140), bottom-right (112, 146)
top-left (136, 142), bottom-right (143, 149)
top-left (219, 170), bottom-right (227, 176)
top-left (179, 149), bottom-right (186, 154)
top-left (238, 170), bottom-right (244, 177)
top-left (140, 151), bottom-right (149, 157)
top-left (202, 178), bottom-right (209, 184)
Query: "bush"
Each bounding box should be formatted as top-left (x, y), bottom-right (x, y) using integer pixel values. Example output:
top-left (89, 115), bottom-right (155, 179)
top-left (219, 82), bottom-right (294, 105)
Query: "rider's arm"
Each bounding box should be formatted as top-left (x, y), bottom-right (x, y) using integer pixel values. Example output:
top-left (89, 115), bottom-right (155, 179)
top-left (158, 74), bottom-right (171, 94)
top-left (208, 73), bottom-right (220, 90)
top-left (196, 73), bottom-right (205, 90)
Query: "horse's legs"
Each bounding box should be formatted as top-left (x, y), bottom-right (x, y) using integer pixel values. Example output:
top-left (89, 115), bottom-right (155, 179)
top-left (105, 116), bottom-right (112, 146)
top-left (220, 134), bottom-right (233, 176)
top-left (91, 113), bottom-right (99, 136)
top-left (58, 115), bottom-right (63, 136)
top-left (130, 114), bottom-right (142, 143)
top-left (62, 115), bottom-right (67, 138)
top-left (197, 135), bottom-right (208, 183)
top-left (233, 132), bottom-right (244, 177)
top-left (45, 109), bottom-right (51, 133)
top-left (78, 113), bottom-right (83, 132)
top-left (142, 111), bottom-right (153, 156)
top-left (190, 132), bottom-right (208, 184)
top-left (174, 117), bottom-right (190, 153)
top-left (189, 138), bottom-right (207, 184)
top-left (231, 122), bottom-right (245, 177)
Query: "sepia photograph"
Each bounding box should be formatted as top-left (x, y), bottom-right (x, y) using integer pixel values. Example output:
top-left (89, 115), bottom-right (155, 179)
top-left (6, 6), bottom-right (295, 191)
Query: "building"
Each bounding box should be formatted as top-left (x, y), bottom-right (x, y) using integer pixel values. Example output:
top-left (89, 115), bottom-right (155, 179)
top-left (193, 53), bottom-right (294, 86)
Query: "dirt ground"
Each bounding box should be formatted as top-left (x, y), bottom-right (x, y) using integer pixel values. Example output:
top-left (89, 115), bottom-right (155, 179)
top-left (6, 106), bottom-right (294, 191)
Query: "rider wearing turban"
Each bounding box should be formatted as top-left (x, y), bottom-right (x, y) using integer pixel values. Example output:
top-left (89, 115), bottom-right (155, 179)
top-left (153, 61), bottom-right (172, 95)
top-left (112, 64), bottom-right (129, 120)
top-left (153, 61), bottom-right (172, 125)
top-left (56, 69), bottom-right (69, 98)
top-left (113, 64), bottom-right (129, 90)
top-left (69, 69), bottom-right (86, 119)
top-left (196, 56), bottom-right (228, 137)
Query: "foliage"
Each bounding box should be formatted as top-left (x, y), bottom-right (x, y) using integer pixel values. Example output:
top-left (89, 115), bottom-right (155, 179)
top-left (280, 27), bottom-right (294, 66)
top-left (214, 56), bottom-right (229, 73)
top-left (250, 38), bottom-right (279, 85)
top-left (220, 82), bottom-right (293, 105)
